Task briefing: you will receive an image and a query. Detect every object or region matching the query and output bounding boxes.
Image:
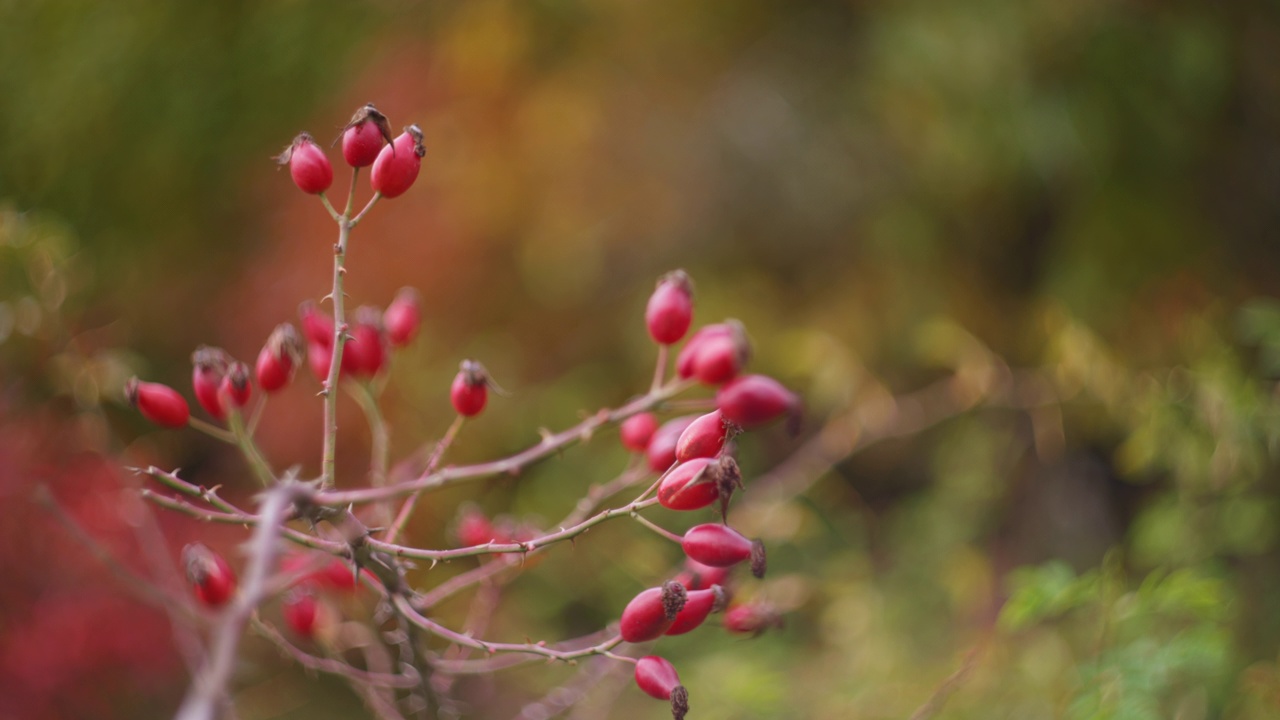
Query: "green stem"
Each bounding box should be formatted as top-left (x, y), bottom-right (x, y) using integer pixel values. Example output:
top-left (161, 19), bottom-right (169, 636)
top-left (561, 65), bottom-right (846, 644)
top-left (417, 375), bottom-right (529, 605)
top-left (229, 410), bottom-right (276, 487)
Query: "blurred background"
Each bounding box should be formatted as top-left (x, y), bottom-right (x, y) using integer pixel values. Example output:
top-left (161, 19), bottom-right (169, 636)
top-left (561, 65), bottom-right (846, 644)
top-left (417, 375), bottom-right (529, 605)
top-left (3, 1), bottom-right (1280, 718)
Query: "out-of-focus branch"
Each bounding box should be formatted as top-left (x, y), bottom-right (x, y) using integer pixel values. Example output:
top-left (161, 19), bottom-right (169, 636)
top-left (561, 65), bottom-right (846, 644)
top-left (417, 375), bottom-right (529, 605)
top-left (319, 380), bottom-right (695, 506)
top-left (175, 482), bottom-right (304, 720)
top-left (250, 616), bottom-right (419, 689)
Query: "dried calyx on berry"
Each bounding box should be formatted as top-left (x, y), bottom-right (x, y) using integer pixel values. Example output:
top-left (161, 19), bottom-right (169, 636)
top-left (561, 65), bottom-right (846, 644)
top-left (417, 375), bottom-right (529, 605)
top-left (276, 132), bottom-right (334, 195)
top-left (340, 103), bottom-right (394, 168)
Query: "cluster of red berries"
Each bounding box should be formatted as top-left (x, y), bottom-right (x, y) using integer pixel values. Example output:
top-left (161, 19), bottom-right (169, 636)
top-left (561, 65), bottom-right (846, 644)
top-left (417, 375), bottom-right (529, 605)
top-left (276, 103), bottom-right (425, 199)
top-left (609, 270), bottom-right (799, 716)
top-left (126, 102), bottom-right (800, 720)
top-left (125, 285), bottom-right (502, 426)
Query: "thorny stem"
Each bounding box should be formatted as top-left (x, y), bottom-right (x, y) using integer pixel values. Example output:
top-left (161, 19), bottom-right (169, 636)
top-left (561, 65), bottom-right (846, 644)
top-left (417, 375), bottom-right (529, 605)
top-left (175, 483), bottom-right (302, 720)
top-left (393, 592), bottom-right (626, 670)
top-left (320, 171), bottom-right (361, 489)
top-left (384, 414), bottom-right (464, 545)
top-left (321, 379), bottom-right (696, 506)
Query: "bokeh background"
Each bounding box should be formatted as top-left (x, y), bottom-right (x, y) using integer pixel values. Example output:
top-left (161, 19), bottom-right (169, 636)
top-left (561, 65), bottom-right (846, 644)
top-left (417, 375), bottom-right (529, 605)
top-left (4, 1), bottom-right (1280, 719)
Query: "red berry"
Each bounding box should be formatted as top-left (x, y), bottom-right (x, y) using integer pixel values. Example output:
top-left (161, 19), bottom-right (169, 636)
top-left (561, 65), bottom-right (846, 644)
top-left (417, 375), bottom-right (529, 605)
top-left (298, 301), bottom-right (335, 347)
top-left (682, 523), bottom-right (766, 577)
top-left (307, 340), bottom-right (332, 382)
top-left (716, 374), bottom-right (799, 430)
top-left (342, 307), bottom-right (387, 378)
top-left (692, 329), bottom-right (750, 385)
top-left (383, 287), bottom-right (421, 347)
top-left (666, 585), bottom-right (727, 636)
top-left (634, 656), bottom-right (689, 720)
top-left (675, 410), bottom-right (730, 462)
top-left (125, 378), bottom-right (190, 428)
top-left (645, 270), bottom-right (694, 345)
top-left (450, 359), bottom-right (490, 417)
top-left (341, 103), bottom-right (393, 168)
top-left (283, 590), bottom-right (319, 638)
top-left (723, 601), bottom-right (783, 635)
top-left (657, 458), bottom-right (717, 511)
top-left (455, 506), bottom-right (498, 547)
top-left (661, 456), bottom-right (742, 514)
top-left (620, 412), bottom-right (659, 453)
top-left (277, 132), bottom-right (333, 195)
top-left (673, 558), bottom-right (731, 592)
top-left (676, 323), bottom-right (733, 379)
top-left (646, 415), bottom-right (697, 473)
top-left (315, 558), bottom-right (358, 591)
top-left (191, 346), bottom-right (231, 421)
top-left (220, 361), bottom-right (251, 410)
top-left (183, 543), bottom-right (236, 607)
top-left (370, 125), bottom-right (425, 199)
top-left (256, 323), bottom-right (303, 393)
top-left (619, 581), bottom-right (687, 643)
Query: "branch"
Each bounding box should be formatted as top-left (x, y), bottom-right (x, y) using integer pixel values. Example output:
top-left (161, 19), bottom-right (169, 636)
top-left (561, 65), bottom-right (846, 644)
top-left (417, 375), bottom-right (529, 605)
top-left (174, 482), bottom-right (306, 720)
top-left (318, 381), bottom-right (695, 506)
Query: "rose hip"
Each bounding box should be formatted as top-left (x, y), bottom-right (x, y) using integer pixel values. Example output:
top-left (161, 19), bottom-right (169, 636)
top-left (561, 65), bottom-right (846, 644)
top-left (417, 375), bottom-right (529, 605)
top-left (125, 378), bottom-right (190, 428)
top-left (646, 415), bottom-right (697, 473)
top-left (220, 361), bottom-right (251, 410)
top-left (657, 458), bottom-right (717, 511)
top-left (675, 410), bottom-right (731, 462)
top-left (455, 506), bottom-right (498, 547)
top-left (665, 585), bottom-right (727, 636)
top-left (371, 125), bottom-right (425, 199)
top-left (620, 412), bottom-right (659, 453)
top-left (283, 590), bottom-right (319, 638)
top-left (451, 360), bottom-right (491, 417)
top-left (716, 374), bottom-right (799, 430)
top-left (256, 323), bottom-right (304, 393)
top-left (645, 270), bottom-right (694, 345)
top-left (619, 581), bottom-right (687, 643)
top-left (342, 306), bottom-right (388, 378)
top-left (723, 601), bottom-right (784, 635)
top-left (383, 287), bottom-right (421, 347)
top-left (676, 325), bottom-right (727, 379)
top-left (634, 656), bottom-right (689, 720)
top-left (341, 103), bottom-right (393, 168)
top-left (277, 132), bottom-right (334, 195)
top-left (692, 328), bottom-right (750, 385)
top-left (673, 557), bottom-right (731, 592)
top-left (682, 523), bottom-right (766, 578)
top-left (191, 346), bottom-right (231, 421)
top-left (183, 543), bottom-right (236, 607)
